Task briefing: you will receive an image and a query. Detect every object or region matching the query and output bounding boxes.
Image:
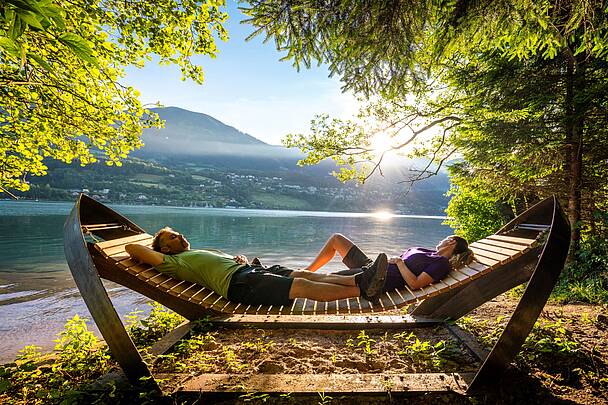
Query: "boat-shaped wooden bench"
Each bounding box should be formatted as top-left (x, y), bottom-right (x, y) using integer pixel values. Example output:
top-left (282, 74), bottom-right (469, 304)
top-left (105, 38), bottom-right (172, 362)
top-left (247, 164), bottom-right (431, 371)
top-left (64, 194), bottom-right (570, 395)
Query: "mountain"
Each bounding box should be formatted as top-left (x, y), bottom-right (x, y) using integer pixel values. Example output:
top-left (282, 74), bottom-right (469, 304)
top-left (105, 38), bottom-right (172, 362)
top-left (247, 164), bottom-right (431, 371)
top-left (21, 106), bottom-right (451, 214)
top-left (135, 107), bottom-right (301, 161)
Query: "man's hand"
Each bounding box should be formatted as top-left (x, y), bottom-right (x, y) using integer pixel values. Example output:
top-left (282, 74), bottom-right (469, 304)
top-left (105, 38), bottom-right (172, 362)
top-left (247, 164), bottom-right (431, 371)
top-left (388, 257), bottom-right (403, 265)
top-left (234, 255), bottom-right (249, 265)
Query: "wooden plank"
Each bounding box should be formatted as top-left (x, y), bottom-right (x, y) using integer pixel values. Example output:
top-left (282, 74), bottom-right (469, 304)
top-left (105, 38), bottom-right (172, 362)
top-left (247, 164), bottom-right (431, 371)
top-left (81, 222), bottom-right (121, 231)
top-left (445, 324), bottom-right (489, 362)
top-left (149, 321), bottom-right (195, 357)
top-left (103, 239), bottom-right (153, 257)
top-left (95, 233), bottom-right (152, 250)
top-left (291, 298), bottom-right (305, 315)
top-left (518, 223), bottom-right (550, 229)
top-left (470, 246), bottom-right (510, 262)
top-left (208, 314), bottom-right (441, 329)
top-left (383, 291), bottom-right (398, 309)
top-left (188, 287), bottom-right (210, 303)
top-left (477, 238), bottom-right (531, 252)
top-left (445, 271), bottom-right (467, 283)
top-left (471, 254), bottom-right (500, 267)
top-left (471, 241), bottom-right (521, 257)
top-left (178, 373), bottom-right (474, 395)
top-left (487, 234), bottom-right (536, 246)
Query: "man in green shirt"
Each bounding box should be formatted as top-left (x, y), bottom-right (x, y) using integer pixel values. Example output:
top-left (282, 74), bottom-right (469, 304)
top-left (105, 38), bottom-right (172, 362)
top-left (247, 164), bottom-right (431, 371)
top-left (126, 227), bottom-right (388, 306)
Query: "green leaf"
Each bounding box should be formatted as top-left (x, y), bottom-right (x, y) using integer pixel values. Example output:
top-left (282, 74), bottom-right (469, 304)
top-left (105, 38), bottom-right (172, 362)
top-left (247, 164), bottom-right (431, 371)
top-left (59, 33), bottom-right (98, 66)
top-left (16, 9), bottom-right (44, 30)
top-left (28, 52), bottom-right (54, 72)
top-left (0, 36), bottom-right (21, 58)
top-left (0, 378), bottom-right (10, 393)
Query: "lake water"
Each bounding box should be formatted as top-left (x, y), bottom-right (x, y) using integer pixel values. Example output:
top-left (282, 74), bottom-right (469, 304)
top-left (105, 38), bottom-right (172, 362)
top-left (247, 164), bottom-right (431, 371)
top-left (0, 200), bottom-right (451, 363)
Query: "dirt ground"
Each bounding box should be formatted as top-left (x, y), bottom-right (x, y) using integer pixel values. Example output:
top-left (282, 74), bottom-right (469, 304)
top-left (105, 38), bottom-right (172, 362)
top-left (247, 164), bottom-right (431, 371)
top-left (154, 295), bottom-right (608, 404)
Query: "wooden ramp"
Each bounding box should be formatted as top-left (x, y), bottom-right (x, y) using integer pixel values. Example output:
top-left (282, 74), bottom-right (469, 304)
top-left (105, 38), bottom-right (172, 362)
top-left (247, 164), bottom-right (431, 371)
top-left (64, 194), bottom-right (570, 393)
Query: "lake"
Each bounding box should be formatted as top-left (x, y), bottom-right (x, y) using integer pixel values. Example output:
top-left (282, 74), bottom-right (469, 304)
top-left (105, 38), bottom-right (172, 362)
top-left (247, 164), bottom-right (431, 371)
top-left (0, 200), bottom-right (452, 363)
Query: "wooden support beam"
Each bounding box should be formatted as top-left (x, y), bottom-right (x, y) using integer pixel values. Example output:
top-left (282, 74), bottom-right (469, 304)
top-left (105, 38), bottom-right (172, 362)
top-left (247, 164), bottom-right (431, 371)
top-left (174, 373), bottom-right (475, 399)
top-left (208, 314), bottom-right (442, 330)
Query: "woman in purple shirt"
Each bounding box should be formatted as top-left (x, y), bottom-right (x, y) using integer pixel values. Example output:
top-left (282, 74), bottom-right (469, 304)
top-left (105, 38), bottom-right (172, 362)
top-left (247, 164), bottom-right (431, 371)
top-left (305, 234), bottom-right (474, 291)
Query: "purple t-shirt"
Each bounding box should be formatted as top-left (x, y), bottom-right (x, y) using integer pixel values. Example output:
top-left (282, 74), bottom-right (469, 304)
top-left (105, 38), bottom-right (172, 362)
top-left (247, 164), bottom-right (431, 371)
top-left (384, 247), bottom-right (450, 291)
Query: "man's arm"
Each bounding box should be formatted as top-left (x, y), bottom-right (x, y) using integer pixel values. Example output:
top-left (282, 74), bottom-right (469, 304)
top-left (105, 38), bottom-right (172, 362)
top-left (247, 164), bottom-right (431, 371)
top-left (125, 244), bottom-right (164, 267)
top-left (389, 257), bottom-right (434, 290)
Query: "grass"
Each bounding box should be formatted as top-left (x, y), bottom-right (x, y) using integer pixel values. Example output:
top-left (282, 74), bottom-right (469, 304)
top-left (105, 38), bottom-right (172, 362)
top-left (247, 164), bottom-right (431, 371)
top-left (250, 192), bottom-right (312, 210)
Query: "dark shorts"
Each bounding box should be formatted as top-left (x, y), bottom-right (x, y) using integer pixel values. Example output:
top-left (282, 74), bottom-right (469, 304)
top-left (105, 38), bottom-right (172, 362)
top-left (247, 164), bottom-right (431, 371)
top-left (336, 246), bottom-right (406, 291)
top-left (333, 245), bottom-right (372, 276)
top-left (227, 265), bottom-right (295, 306)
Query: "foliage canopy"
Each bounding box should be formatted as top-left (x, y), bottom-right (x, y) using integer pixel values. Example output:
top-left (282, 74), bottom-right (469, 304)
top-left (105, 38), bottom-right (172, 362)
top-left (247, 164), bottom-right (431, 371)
top-left (1, 0), bottom-right (228, 193)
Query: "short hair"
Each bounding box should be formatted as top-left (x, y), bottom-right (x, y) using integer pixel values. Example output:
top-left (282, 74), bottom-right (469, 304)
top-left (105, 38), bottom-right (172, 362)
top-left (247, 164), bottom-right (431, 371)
top-left (448, 235), bottom-right (474, 269)
top-left (451, 235), bottom-right (469, 255)
top-left (152, 227), bottom-right (173, 252)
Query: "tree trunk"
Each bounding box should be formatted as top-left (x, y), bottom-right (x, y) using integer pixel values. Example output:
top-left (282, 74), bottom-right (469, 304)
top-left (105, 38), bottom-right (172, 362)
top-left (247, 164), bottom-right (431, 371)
top-left (564, 55), bottom-right (585, 260)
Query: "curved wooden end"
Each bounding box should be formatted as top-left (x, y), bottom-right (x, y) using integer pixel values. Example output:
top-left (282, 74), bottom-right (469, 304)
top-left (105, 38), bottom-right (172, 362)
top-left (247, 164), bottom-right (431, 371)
top-left (467, 196), bottom-right (571, 392)
top-left (63, 195), bottom-right (154, 386)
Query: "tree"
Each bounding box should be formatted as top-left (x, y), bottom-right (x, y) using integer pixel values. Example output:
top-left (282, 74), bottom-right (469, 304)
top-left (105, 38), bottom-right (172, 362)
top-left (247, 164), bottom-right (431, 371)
top-left (244, 0), bottom-right (608, 251)
top-left (1, 0), bottom-right (228, 194)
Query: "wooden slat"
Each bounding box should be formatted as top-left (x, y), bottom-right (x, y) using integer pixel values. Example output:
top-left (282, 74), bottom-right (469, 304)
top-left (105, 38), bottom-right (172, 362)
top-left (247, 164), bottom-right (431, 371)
top-left (81, 222), bottom-right (121, 231)
top-left (291, 298), bottom-right (305, 315)
top-left (445, 271), bottom-right (468, 283)
top-left (188, 287), bottom-right (209, 303)
top-left (518, 223), bottom-right (550, 229)
top-left (344, 298), bottom-right (353, 314)
top-left (103, 239), bottom-right (153, 257)
top-left (471, 254), bottom-right (500, 267)
top-left (488, 234), bottom-right (536, 246)
top-left (95, 234), bottom-right (153, 250)
top-left (176, 283), bottom-right (199, 298)
top-left (384, 291), bottom-right (398, 309)
top-left (472, 241), bottom-right (521, 257)
top-left (470, 246), bottom-right (510, 262)
top-left (166, 280), bottom-right (189, 295)
top-left (477, 238), bottom-right (530, 252)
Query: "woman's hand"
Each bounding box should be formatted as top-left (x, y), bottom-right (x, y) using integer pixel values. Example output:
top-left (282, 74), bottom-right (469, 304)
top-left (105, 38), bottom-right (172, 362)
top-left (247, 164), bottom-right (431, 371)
top-left (233, 255), bottom-right (249, 265)
top-left (388, 257), bottom-right (403, 265)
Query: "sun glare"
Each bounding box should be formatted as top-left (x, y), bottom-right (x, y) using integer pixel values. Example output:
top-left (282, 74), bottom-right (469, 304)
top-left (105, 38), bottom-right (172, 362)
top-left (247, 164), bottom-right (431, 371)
top-left (371, 210), bottom-right (394, 220)
top-left (370, 132), bottom-right (394, 156)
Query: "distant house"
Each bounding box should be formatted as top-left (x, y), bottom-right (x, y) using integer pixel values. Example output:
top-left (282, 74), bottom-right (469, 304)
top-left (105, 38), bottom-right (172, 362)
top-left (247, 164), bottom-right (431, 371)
top-left (137, 194), bottom-right (148, 200)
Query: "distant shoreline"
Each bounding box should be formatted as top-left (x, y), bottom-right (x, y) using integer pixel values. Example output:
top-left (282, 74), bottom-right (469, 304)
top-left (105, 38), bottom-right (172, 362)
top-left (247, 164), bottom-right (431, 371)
top-left (0, 198), bottom-right (448, 220)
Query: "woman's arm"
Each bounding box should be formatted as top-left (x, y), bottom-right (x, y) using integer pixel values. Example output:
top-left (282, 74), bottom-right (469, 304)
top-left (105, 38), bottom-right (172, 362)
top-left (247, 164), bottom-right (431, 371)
top-left (125, 244), bottom-right (164, 266)
top-left (390, 257), bottom-right (434, 290)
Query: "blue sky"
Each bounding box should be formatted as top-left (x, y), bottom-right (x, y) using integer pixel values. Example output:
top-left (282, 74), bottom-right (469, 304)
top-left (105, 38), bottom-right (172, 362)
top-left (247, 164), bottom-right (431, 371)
top-left (123, 2), bottom-right (357, 146)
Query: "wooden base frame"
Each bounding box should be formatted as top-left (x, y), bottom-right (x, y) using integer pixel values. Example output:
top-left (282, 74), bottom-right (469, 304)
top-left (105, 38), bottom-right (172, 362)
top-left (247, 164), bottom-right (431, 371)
top-left (64, 195), bottom-right (570, 395)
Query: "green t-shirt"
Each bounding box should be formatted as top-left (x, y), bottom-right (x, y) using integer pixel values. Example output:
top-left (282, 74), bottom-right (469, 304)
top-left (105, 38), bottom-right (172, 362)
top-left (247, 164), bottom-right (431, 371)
top-left (156, 249), bottom-right (243, 298)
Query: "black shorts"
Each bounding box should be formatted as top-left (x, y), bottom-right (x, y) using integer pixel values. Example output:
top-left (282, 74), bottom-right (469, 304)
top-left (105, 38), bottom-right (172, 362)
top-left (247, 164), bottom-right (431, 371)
top-left (227, 265), bottom-right (294, 306)
top-left (333, 245), bottom-right (373, 276)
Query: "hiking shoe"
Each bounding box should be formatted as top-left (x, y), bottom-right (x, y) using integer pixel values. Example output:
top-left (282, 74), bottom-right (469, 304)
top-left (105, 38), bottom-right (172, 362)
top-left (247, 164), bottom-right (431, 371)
top-left (358, 253), bottom-right (388, 301)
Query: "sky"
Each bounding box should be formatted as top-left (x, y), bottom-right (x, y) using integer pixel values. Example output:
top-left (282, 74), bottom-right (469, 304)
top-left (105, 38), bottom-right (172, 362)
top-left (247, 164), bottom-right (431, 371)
top-left (123, 2), bottom-right (358, 146)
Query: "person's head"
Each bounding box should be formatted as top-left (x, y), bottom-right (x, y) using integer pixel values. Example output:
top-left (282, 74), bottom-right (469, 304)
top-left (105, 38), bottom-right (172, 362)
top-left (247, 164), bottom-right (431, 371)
top-left (436, 235), bottom-right (474, 269)
top-left (152, 227), bottom-right (190, 254)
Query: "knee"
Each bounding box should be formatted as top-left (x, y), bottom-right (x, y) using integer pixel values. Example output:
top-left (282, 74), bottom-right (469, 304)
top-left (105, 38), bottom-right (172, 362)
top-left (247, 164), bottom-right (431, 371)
top-left (290, 270), bottom-right (310, 279)
top-left (330, 233), bottom-right (346, 245)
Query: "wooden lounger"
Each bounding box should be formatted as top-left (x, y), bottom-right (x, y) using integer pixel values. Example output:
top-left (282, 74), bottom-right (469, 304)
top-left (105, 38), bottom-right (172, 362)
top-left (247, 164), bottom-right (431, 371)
top-left (64, 194), bottom-right (570, 392)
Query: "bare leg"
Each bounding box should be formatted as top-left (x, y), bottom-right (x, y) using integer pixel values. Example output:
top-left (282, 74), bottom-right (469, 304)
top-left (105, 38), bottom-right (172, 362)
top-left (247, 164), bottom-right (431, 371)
top-left (289, 278), bottom-right (360, 301)
top-left (290, 270), bottom-right (357, 286)
top-left (305, 233), bottom-right (355, 272)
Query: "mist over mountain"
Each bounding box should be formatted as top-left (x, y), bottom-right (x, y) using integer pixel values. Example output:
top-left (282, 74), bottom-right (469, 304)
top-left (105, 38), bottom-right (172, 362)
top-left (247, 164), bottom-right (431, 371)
top-left (23, 106), bottom-right (451, 214)
top-left (135, 107), bottom-right (303, 164)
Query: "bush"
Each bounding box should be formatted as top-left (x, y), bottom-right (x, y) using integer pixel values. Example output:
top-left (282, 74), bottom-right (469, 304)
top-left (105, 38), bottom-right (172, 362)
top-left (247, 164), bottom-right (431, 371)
top-left (553, 233), bottom-right (608, 304)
